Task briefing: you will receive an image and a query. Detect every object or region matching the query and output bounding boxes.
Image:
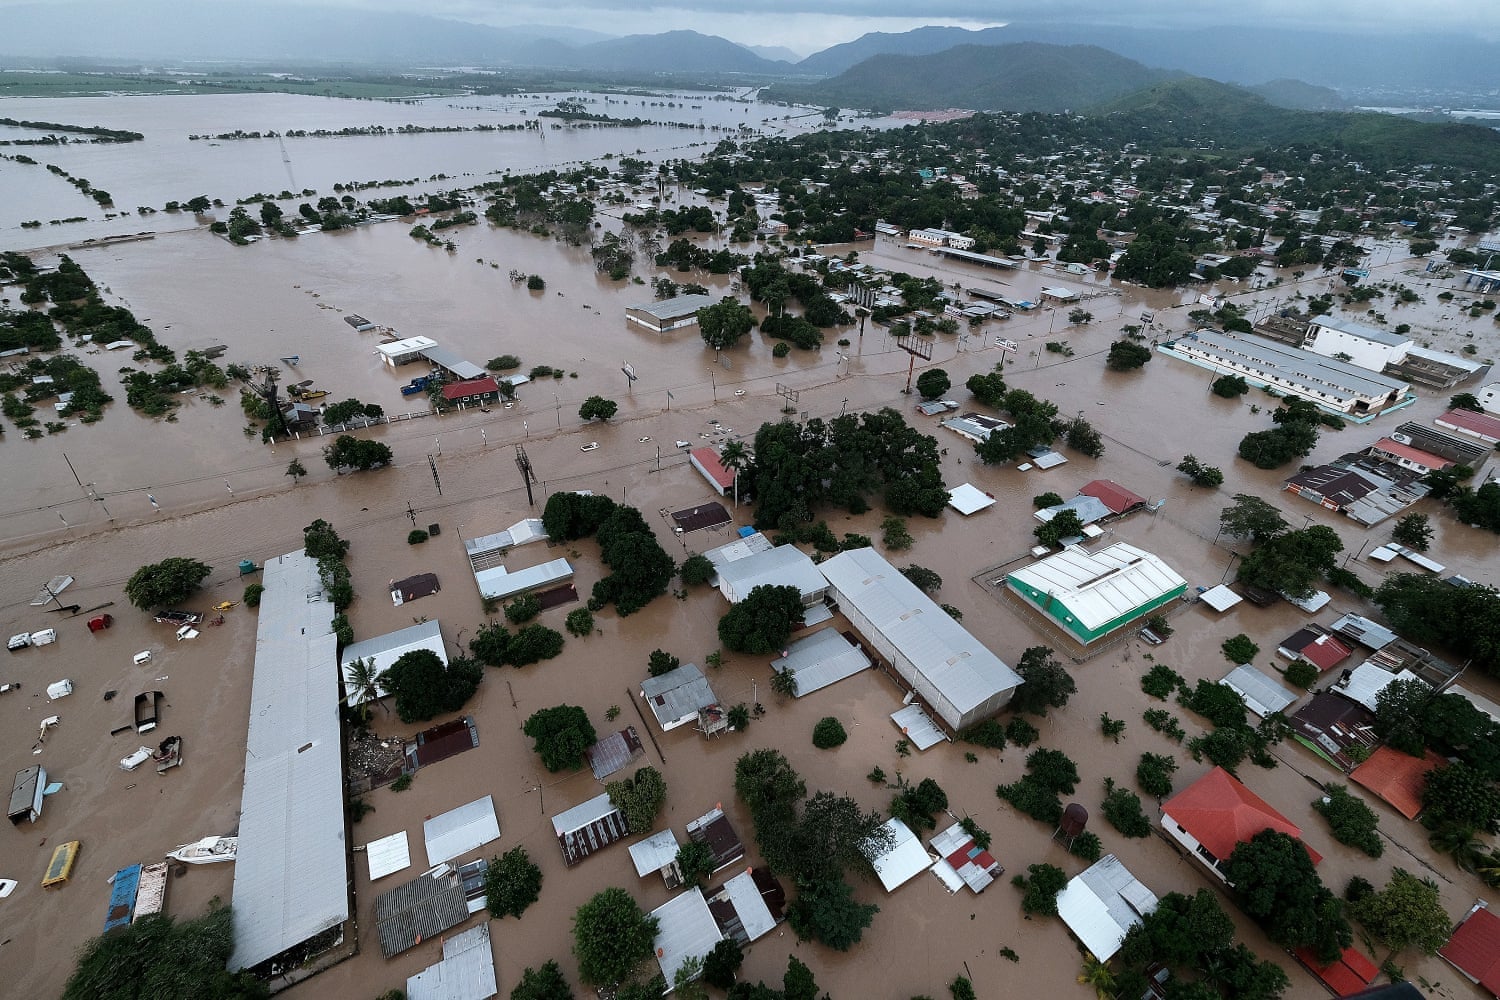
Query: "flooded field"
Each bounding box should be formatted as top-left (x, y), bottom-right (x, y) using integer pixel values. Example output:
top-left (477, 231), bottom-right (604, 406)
top-left (2, 89), bottom-right (1499, 1000)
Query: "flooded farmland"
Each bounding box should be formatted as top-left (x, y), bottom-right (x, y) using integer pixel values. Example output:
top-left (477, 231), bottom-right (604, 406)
top-left (2, 88), bottom-right (1499, 1000)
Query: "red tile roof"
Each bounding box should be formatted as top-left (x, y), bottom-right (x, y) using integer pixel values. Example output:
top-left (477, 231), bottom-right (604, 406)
top-left (1370, 437), bottom-right (1450, 470)
top-left (690, 447), bottom-right (736, 490)
top-left (1297, 632), bottom-right (1354, 671)
top-left (1162, 766), bottom-right (1321, 864)
top-left (1296, 946), bottom-right (1379, 997)
top-left (440, 376), bottom-right (499, 401)
top-left (1350, 746), bottom-right (1444, 820)
top-left (1441, 903), bottom-right (1500, 997)
top-left (1079, 479), bottom-right (1146, 514)
top-left (1436, 408), bottom-right (1500, 444)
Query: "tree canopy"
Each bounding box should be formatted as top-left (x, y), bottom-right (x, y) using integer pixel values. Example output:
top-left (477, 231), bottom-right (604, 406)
top-left (523, 704), bottom-right (598, 772)
top-left (1010, 645), bottom-right (1077, 717)
top-left (323, 433), bottom-right (392, 471)
top-left (1376, 572), bottom-right (1500, 677)
top-left (124, 556), bottom-right (212, 610)
top-left (1219, 494), bottom-right (1289, 543)
top-left (510, 960), bottom-right (574, 1000)
top-left (606, 765), bottom-right (668, 832)
top-left (785, 877), bottom-right (878, 951)
top-left (698, 296), bottom-right (755, 350)
top-left (1224, 829), bottom-right (1352, 963)
top-left (1236, 524), bottom-right (1343, 599)
top-left (62, 902), bottom-right (267, 1000)
top-left (579, 395), bottom-right (618, 422)
top-left (486, 846), bottom-right (543, 920)
top-left (1349, 868), bottom-right (1452, 957)
top-left (378, 650), bottom-right (484, 724)
top-left (572, 887), bottom-right (660, 987)
top-left (719, 583), bottom-right (804, 654)
top-left (915, 367), bottom-right (951, 400)
top-left (1106, 340), bottom-right (1153, 370)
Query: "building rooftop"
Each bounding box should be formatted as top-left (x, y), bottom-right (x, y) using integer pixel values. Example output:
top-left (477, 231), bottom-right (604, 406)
top-left (375, 868), bottom-right (470, 959)
top-left (423, 795), bottom-right (500, 867)
top-left (1442, 903), bottom-right (1500, 997)
top-left (864, 817), bottom-right (932, 892)
top-left (340, 619), bottom-right (445, 706)
top-left (229, 550), bottom-right (349, 971)
top-left (440, 376), bottom-right (499, 401)
top-left (627, 294), bottom-right (717, 321)
top-left (1163, 766), bottom-right (1320, 865)
top-left (1056, 854), bottom-right (1159, 961)
top-left (1172, 329), bottom-right (1408, 402)
top-left (651, 888), bottom-right (723, 987)
top-left (769, 628), bottom-right (871, 698)
top-left (1437, 408), bottom-right (1500, 443)
top-left (1078, 479), bottom-right (1147, 515)
top-left (1007, 542), bottom-right (1186, 634)
top-left (1221, 664), bottom-right (1297, 718)
top-left (405, 923), bottom-right (498, 1000)
top-left (717, 544), bottom-right (825, 602)
top-left (1310, 315), bottom-right (1412, 348)
top-left (1351, 746), bottom-right (1445, 820)
top-left (640, 663), bottom-right (718, 729)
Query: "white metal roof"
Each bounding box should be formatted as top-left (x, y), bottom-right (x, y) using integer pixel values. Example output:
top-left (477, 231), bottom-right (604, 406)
top-left (340, 620), bottom-right (445, 706)
top-left (629, 294), bottom-right (717, 321)
top-left (1335, 663), bottom-right (1427, 711)
top-left (820, 548), bottom-right (1021, 727)
top-left (1199, 585), bottom-right (1242, 612)
top-left (717, 870), bottom-right (777, 941)
top-left (1034, 495), bottom-right (1112, 525)
top-left (702, 531), bottom-right (775, 572)
top-left (717, 544), bottom-right (826, 603)
top-left (1056, 854), bottom-right (1158, 961)
top-left (1007, 542), bottom-right (1186, 633)
top-left (1221, 664), bottom-right (1297, 718)
top-left (464, 519), bottom-right (548, 559)
top-left (629, 828), bottom-right (682, 877)
top-left (640, 663), bottom-right (718, 729)
top-left (948, 483), bottom-right (996, 516)
top-left (891, 703), bottom-right (947, 750)
top-left (769, 628), bottom-right (871, 697)
top-left (424, 796), bottom-right (500, 867)
top-left (552, 792), bottom-right (619, 836)
top-left (865, 817), bottom-right (932, 892)
top-left (1173, 329), bottom-right (1408, 401)
top-left (405, 922), bottom-right (498, 1000)
top-left (377, 335), bottom-right (437, 357)
top-left (366, 831), bottom-right (412, 882)
top-left (473, 557), bottom-right (573, 600)
top-left (229, 550), bottom-right (349, 971)
top-left (651, 887), bottom-right (723, 986)
top-left (1329, 613), bottom-right (1397, 650)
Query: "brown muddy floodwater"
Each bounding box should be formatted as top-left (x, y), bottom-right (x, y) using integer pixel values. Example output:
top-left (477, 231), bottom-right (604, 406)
top-left (2, 189), bottom-right (1499, 1000)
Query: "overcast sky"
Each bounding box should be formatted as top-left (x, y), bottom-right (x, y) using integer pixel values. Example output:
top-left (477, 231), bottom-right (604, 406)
top-left (3, 0), bottom-right (1494, 54)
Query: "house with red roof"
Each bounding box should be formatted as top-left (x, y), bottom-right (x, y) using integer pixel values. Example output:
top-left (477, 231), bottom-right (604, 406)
top-left (1441, 901), bottom-right (1500, 998)
top-left (440, 376), bottom-right (500, 405)
top-left (689, 447), bottom-right (736, 497)
top-left (1350, 746), bottom-right (1445, 820)
top-left (1159, 766), bottom-right (1320, 881)
top-left (1366, 436), bottom-right (1453, 475)
top-left (1078, 479), bottom-right (1147, 517)
top-left (1295, 945), bottom-right (1379, 997)
top-left (1277, 626), bottom-right (1354, 672)
top-left (1435, 407), bottom-right (1500, 445)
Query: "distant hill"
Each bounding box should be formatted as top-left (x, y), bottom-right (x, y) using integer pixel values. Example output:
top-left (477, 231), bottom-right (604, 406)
top-left (502, 24), bottom-right (616, 47)
top-left (1249, 79), bottom-right (1347, 111)
top-left (768, 43), bottom-right (1173, 114)
top-left (796, 25), bottom-right (1014, 76)
top-left (747, 45), bottom-right (803, 64)
top-left (571, 31), bottom-right (789, 75)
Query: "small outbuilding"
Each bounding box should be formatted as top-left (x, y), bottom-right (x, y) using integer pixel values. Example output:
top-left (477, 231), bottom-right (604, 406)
top-left (769, 628), bottom-right (871, 698)
top-left (424, 795), bottom-right (501, 867)
top-left (640, 663), bottom-right (720, 732)
top-left (375, 867), bottom-right (471, 959)
top-left (1056, 854), bottom-right (1159, 961)
top-left (340, 619), bottom-right (446, 707)
top-left (929, 822), bottom-right (1002, 894)
top-left (553, 792), bottom-right (629, 867)
top-left (864, 817), bottom-right (932, 893)
top-left (947, 483), bottom-right (996, 516)
top-left (650, 887), bottom-right (723, 987)
top-left (1220, 664), bottom-right (1297, 718)
top-left (689, 447), bottom-right (737, 497)
top-left (626, 294), bottom-right (718, 333)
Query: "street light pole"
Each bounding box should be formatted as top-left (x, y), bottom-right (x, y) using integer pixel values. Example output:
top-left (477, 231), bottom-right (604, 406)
top-left (841, 398), bottom-right (849, 417)
top-left (707, 368), bottom-right (716, 403)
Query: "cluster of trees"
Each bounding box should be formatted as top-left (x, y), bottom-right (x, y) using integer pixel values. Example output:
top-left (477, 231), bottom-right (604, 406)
top-left (1237, 397), bottom-right (1323, 469)
top-left (523, 704), bottom-right (597, 773)
top-left (1110, 888), bottom-right (1290, 1000)
top-left (541, 492), bottom-right (675, 616)
top-left (323, 433), bottom-right (393, 472)
top-left (734, 749), bottom-right (887, 951)
top-left (1009, 646), bottom-right (1077, 717)
top-left (1219, 494), bottom-right (1345, 599)
top-left (377, 648), bottom-right (484, 723)
top-left (742, 256), bottom-right (850, 343)
top-left (606, 765), bottom-right (668, 832)
top-left (1225, 829), bottom-right (1352, 963)
top-left (1375, 572), bottom-right (1500, 677)
top-left (697, 296), bottom-right (756, 350)
top-left (744, 408), bottom-right (948, 528)
top-left (719, 583), bottom-right (804, 654)
top-left (1177, 454), bottom-right (1225, 488)
top-left (997, 746), bottom-right (1080, 826)
top-left (1177, 677), bottom-right (1285, 773)
top-left (62, 901), bottom-right (267, 1000)
top-left (969, 388), bottom-right (1102, 463)
top-left (468, 620), bottom-right (566, 668)
top-left (125, 556), bottom-right (212, 610)
top-left (320, 397), bottom-right (383, 426)
top-left (1106, 340), bottom-right (1153, 371)
top-left (303, 518), bottom-right (354, 615)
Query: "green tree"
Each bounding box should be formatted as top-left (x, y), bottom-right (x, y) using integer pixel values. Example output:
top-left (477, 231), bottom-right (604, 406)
top-left (510, 960), bottom-right (574, 1000)
top-left (1106, 340), bottom-right (1153, 370)
top-left (378, 651), bottom-right (484, 723)
top-left (1349, 868), bottom-right (1452, 957)
top-left (323, 434), bottom-right (392, 471)
top-left (579, 395), bottom-right (618, 422)
top-left (1221, 634), bottom-right (1259, 663)
top-left (62, 901), bottom-right (267, 1000)
top-left (1011, 645), bottom-right (1077, 716)
top-left (1236, 525), bottom-right (1343, 599)
top-left (1422, 760), bottom-right (1500, 834)
top-left (647, 648), bottom-right (681, 676)
top-left (565, 608), bottom-right (594, 637)
top-left (507, 623), bottom-right (565, 665)
top-left (785, 877), bottom-right (878, 951)
top-left (900, 564), bottom-right (942, 593)
top-left (1212, 374), bottom-right (1250, 398)
top-left (1034, 508), bottom-right (1086, 547)
top-left (1015, 862), bottom-right (1068, 915)
top-left (679, 554), bottom-right (715, 586)
top-left (486, 846), bottom-right (543, 919)
top-left (321, 397), bottom-right (382, 426)
top-left (1102, 777), bottom-right (1152, 837)
top-left (1450, 392), bottom-right (1484, 412)
top-left (966, 370), bottom-right (1007, 407)
top-left (718, 584), bottom-right (803, 654)
top-left (1220, 494), bottom-right (1289, 542)
top-left (607, 765), bottom-right (668, 832)
top-left (703, 937), bottom-right (743, 990)
top-left (890, 776), bottom-right (948, 831)
top-left (812, 716), bottom-right (848, 749)
top-left (523, 704), bottom-right (598, 772)
top-left (572, 887), bottom-right (659, 987)
top-left (285, 458), bottom-right (307, 482)
top-left (344, 657), bottom-right (382, 714)
top-left (1312, 784), bottom-right (1383, 857)
top-left (1177, 454), bottom-right (1224, 488)
top-left (698, 296), bottom-right (755, 350)
top-left (124, 556), bottom-right (212, 609)
top-left (1225, 829), bottom-right (1352, 963)
top-left (1136, 752), bottom-right (1178, 798)
top-left (469, 622), bottom-right (511, 667)
top-left (675, 840), bottom-right (715, 887)
top-left (915, 367), bottom-right (951, 400)
top-left (1391, 513), bottom-right (1433, 552)
top-left (881, 515), bottom-right (913, 550)
top-left (1119, 889), bottom-right (1235, 968)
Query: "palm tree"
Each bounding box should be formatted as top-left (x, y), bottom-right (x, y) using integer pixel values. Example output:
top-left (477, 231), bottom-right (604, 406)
top-left (770, 668), bottom-right (798, 699)
top-left (718, 440), bottom-right (749, 508)
top-left (345, 656), bottom-right (384, 716)
top-left (1077, 956), bottom-right (1116, 1000)
top-left (1430, 825), bottom-right (1487, 873)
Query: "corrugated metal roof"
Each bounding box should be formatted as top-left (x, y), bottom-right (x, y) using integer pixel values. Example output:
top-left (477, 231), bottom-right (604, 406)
top-left (1310, 315), bottom-right (1412, 347)
top-left (1007, 542), bottom-right (1185, 633)
top-left (1034, 495), bottom-right (1112, 526)
top-left (424, 796), bottom-right (500, 867)
top-left (1220, 664), bottom-right (1297, 718)
top-left (865, 817), bottom-right (932, 892)
top-left (651, 888), bottom-right (723, 986)
top-left (890, 703), bottom-right (947, 750)
top-left (1441, 903), bottom-right (1500, 995)
top-left (229, 550), bottom-right (350, 971)
top-left (406, 923), bottom-right (498, 1000)
top-left (340, 620), bottom-right (445, 706)
top-left (1174, 329), bottom-right (1408, 401)
top-left (375, 869), bottom-right (470, 959)
top-left (629, 828), bottom-right (682, 877)
top-left (717, 545), bottom-right (826, 603)
top-left (640, 663), bottom-right (718, 729)
top-left (1333, 663), bottom-right (1426, 711)
top-left (948, 483), bottom-right (996, 515)
top-left (473, 558), bottom-right (573, 600)
top-left (702, 531), bottom-right (774, 573)
top-left (377, 335), bottom-right (437, 357)
top-left (420, 345), bottom-right (485, 381)
top-left (1057, 854), bottom-right (1158, 961)
top-left (1329, 613), bottom-right (1397, 650)
top-left (820, 548), bottom-right (1020, 728)
top-left (552, 792), bottom-right (620, 836)
top-left (769, 628), bottom-right (870, 697)
top-left (628, 294), bottom-right (717, 321)
top-left (715, 870), bottom-right (777, 941)
top-left (366, 831), bottom-right (412, 882)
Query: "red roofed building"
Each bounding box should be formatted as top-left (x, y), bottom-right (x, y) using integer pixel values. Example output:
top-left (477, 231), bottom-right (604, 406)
top-left (1441, 902), bottom-right (1500, 998)
top-left (1078, 479), bottom-right (1146, 516)
top-left (1295, 945), bottom-right (1379, 997)
top-left (1350, 746), bottom-right (1445, 820)
top-left (1160, 766), bottom-right (1320, 881)
top-left (1367, 437), bottom-right (1453, 475)
top-left (440, 376), bottom-right (500, 404)
top-left (1436, 408), bottom-right (1500, 445)
top-left (689, 447), bottom-right (736, 497)
top-left (1278, 626), bottom-right (1354, 672)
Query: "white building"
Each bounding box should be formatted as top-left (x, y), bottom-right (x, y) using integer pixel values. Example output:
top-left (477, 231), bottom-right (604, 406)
top-left (863, 817), bottom-right (932, 892)
top-left (1056, 855), bottom-right (1159, 961)
top-left (819, 547), bottom-right (1021, 731)
top-left (1005, 542), bottom-right (1187, 645)
top-left (1304, 316), bottom-right (1414, 372)
top-left (1479, 381), bottom-right (1500, 416)
top-left (716, 544), bottom-right (828, 606)
top-left (625, 294), bottom-right (718, 333)
top-left (340, 620), bottom-right (446, 707)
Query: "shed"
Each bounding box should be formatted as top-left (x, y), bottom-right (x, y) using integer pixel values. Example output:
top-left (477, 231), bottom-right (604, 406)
top-left (1078, 480), bottom-right (1147, 516)
top-left (586, 727), bottom-right (644, 781)
top-left (717, 544), bottom-right (826, 606)
top-left (9, 765), bottom-right (46, 824)
top-left (340, 620), bottom-right (446, 707)
top-left (1220, 664), bottom-right (1297, 718)
top-left (701, 531), bottom-right (774, 583)
top-left (424, 796), bottom-right (500, 867)
top-left (1350, 746), bottom-right (1444, 820)
top-left (820, 547), bottom-right (1021, 731)
top-left (865, 817), bottom-right (932, 892)
top-left (947, 483), bottom-right (995, 515)
top-left (769, 628), bottom-right (871, 698)
top-left (553, 792), bottom-right (629, 866)
top-left (626, 294), bottom-right (717, 333)
top-left (472, 558), bottom-right (573, 602)
top-left (689, 447), bottom-right (736, 497)
top-left (629, 828), bottom-right (684, 886)
top-left (366, 831), bottom-right (413, 882)
top-left (929, 823), bottom-right (1002, 894)
top-left (1199, 585), bottom-right (1242, 612)
top-left (890, 702), bottom-right (947, 750)
top-left (1056, 854), bottom-right (1159, 961)
top-left (1006, 542), bottom-right (1187, 645)
top-left (375, 867), bottom-right (470, 958)
top-left (1294, 945), bottom-right (1379, 997)
top-left (706, 869), bottom-right (782, 944)
top-left (640, 663), bottom-right (719, 732)
top-left (406, 923), bottom-right (498, 1000)
top-left (650, 888), bottom-right (723, 986)
top-left (686, 806), bottom-right (745, 873)
top-left (1441, 902), bottom-right (1500, 998)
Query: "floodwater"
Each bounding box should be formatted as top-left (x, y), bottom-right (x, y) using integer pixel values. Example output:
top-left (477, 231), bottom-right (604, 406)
top-left (2, 90), bottom-right (1500, 1000)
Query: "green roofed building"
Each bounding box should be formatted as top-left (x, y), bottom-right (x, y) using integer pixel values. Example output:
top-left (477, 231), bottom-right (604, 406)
top-left (1006, 542), bottom-right (1186, 644)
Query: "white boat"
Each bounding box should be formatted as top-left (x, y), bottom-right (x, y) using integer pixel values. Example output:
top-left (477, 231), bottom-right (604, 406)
top-left (166, 836), bottom-right (237, 865)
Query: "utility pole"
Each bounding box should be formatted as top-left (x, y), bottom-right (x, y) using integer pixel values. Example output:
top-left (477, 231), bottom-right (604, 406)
top-left (515, 445), bottom-right (537, 507)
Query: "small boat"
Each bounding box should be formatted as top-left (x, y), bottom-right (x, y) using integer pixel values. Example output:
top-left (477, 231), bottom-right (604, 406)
top-left (134, 690), bottom-right (162, 733)
top-left (298, 389), bottom-right (328, 400)
top-left (212, 601), bottom-right (238, 612)
top-left (154, 735), bottom-right (182, 774)
top-left (167, 836), bottom-right (237, 865)
top-left (579, 441), bottom-right (599, 452)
